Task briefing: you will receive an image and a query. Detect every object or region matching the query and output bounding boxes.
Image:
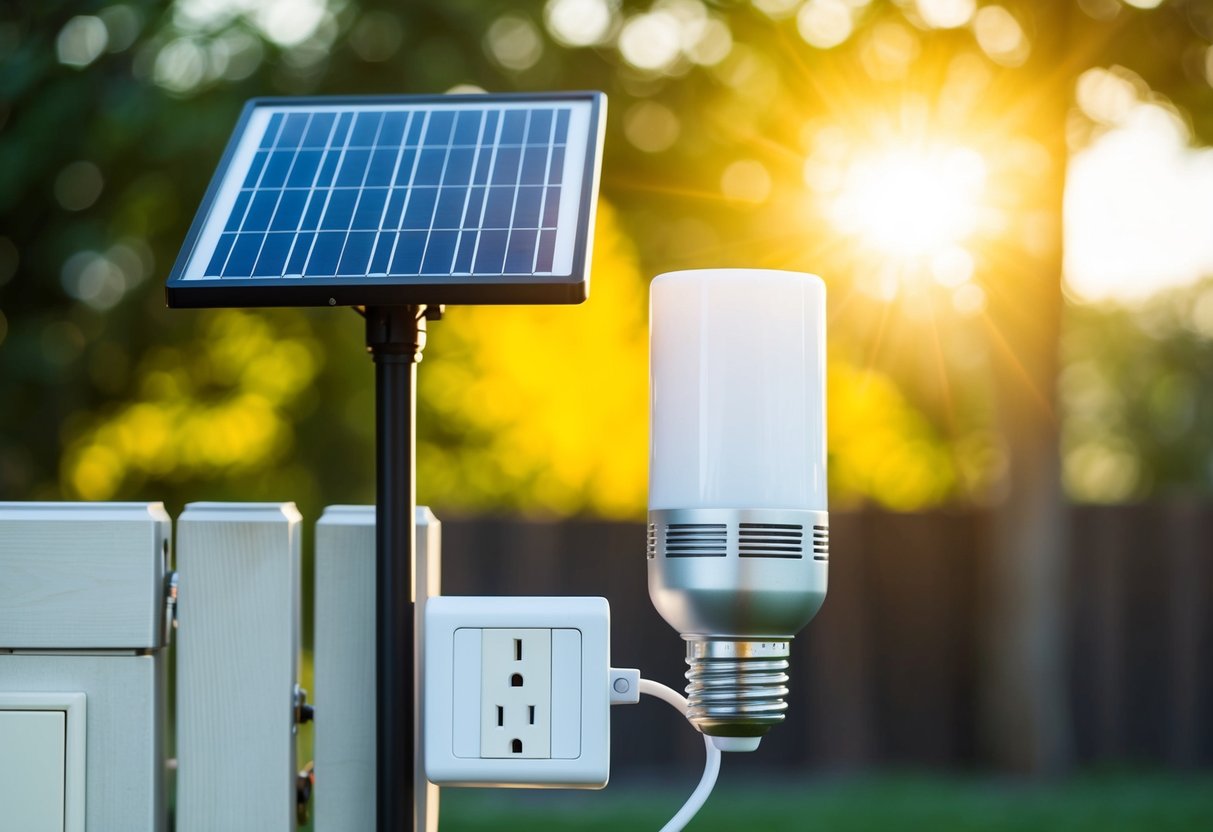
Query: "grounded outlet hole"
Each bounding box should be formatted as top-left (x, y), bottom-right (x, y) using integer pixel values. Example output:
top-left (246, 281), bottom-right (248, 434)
top-left (510, 673), bottom-right (523, 687)
top-left (511, 738), bottom-right (523, 754)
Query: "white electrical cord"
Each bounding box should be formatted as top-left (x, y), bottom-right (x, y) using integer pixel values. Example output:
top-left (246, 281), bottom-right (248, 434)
top-left (638, 678), bottom-right (722, 832)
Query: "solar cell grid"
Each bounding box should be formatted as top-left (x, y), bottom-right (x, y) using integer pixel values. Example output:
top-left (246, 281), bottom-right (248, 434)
top-left (203, 104), bottom-right (575, 283)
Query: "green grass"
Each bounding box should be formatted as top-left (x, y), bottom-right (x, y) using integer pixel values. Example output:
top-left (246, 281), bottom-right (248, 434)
top-left (429, 773), bottom-right (1213, 832)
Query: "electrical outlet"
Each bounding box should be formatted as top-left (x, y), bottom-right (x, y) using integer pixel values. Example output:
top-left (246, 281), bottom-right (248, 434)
top-left (480, 628), bottom-right (551, 758)
top-left (425, 597), bottom-right (611, 788)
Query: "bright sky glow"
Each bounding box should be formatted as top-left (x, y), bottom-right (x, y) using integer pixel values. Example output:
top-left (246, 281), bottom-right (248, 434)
top-left (1064, 102), bottom-right (1213, 303)
top-left (827, 145), bottom-right (987, 258)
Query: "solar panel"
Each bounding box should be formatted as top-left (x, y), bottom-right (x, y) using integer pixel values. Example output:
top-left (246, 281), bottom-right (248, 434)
top-left (165, 92), bottom-right (605, 308)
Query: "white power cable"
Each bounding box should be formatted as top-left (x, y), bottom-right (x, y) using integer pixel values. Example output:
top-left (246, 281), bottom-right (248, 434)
top-left (638, 678), bottom-right (722, 832)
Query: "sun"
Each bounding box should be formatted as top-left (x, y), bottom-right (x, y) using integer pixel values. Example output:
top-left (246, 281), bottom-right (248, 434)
top-left (826, 143), bottom-right (988, 260)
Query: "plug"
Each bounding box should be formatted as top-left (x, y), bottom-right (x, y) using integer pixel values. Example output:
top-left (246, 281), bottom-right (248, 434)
top-left (424, 596), bottom-right (613, 788)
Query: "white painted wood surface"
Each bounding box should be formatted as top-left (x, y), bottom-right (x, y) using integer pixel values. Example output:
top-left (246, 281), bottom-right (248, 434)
top-left (0, 502), bottom-right (170, 649)
top-left (313, 505), bottom-right (440, 832)
top-left (176, 502), bottom-right (301, 832)
top-left (0, 691), bottom-right (87, 832)
top-left (0, 653), bottom-right (165, 832)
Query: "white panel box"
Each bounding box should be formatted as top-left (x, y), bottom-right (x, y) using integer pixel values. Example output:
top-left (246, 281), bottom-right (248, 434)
top-left (176, 502), bottom-right (301, 832)
top-left (0, 502), bottom-right (171, 650)
top-left (0, 502), bottom-right (169, 832)
top-left (0, 693), bottom-right (85, 832)
top-left (313, 505), bottom-right (441, 832)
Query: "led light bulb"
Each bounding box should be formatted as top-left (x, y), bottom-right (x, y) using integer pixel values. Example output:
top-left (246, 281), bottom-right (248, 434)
top-left (648, 269), bottom-right (828, 748)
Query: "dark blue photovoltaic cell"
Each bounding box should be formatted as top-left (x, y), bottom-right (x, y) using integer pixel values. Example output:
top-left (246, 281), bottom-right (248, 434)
top-left (492, 148), bottom-right (520, 185)
top-left (337, 149), bottom-right (371, 186)
top-left (244, 191), bottom-right (280, 231)
top-left (425, 111), bottom-right (455, 146)
top-left (225, 191), bottom-right (252, 232)
top-left (206, 233), bottom-right (236, 275)
top-left (444, 148), bottom-right (473, 186)
top-left (536, 229), bottom-right (556, 272)
top-left (307, 231), bottom-right (344, 275)
top-left (271, 190), bottom-right (307, 231)
top-left (405, 114), bottom-right (425, 146)
top-left (350, 112), bottom-right (382, 146)
top-left (352, 188), bottom-right (387, 229)
top-left (378, 112), bottom-right (408, 147)
top-left (365, 149), bottom-right (397, 186)
top-left (370, 232), bottom-right (395, 273)
top-left (453, 231), bottom-right (476, 272)
top-left (245, 151), bottom-right (269, 187)
top-left (261, 151), bottom-right (293, 187)
top-left (288, 151), bottom-right (322, 188)
top-left (301, 192), bottom-right (327, 230)
top-left (403, 188), bottom-right (437, 230)
top-left (286, 233), bottom-right (313, 274)
top-left (543, 187), bottom-right (560, 227)
top-left (211, 103), bottom-right (578, 279)
top-left (504, 230), bottom-right (536, 273)
top-left (501, 111), bottom-right (525, 144)
top-left (278, 113), bottom-right (308, 147)
top-left (337, 231), bottom-right (375, 274)
top-left (454, 110), bottom-right (482, 145)
top-left (484, 187), bottom-right (514, 227)
top-left (254, 233), bottom-right (293, 276)
top-left (384, 188), bottom-right (408, 228)
top-left (434, 189), bottom-right (465, 228)
top-left (527, 110), bottom-right (553, 144)
top-left (422, 230), bottom-right (457, 273)
top-left (514, 187), bottom-right (541, 228)
top-left (322, 190), bottom-right (358, 230)
top-left (463, 187), bottom-right (486, 228)
top-left (473, 150), bottom-right (492, 185)
top-left (302, 113), bottom-right (335, 147)
top-left (227, 233), bottom-right (264, 274)
top-left (394, 149), bottom-right (418, 186)
top-left (392, 231), bottom-right (427, 274)
top-left (521, 147), bottom-right (547, 185)
top-left (414, 149), bottom-right (445, 186)
top-left (474, 230), bottom-right (507, 273)
top-left (316, 150), bottom-right (341, 187)
top-left (260, 113), bottom-right (283, 148)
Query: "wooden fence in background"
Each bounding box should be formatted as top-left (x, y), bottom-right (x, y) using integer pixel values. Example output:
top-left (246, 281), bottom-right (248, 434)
top-left (436, 504), bottom-right (1212, 773)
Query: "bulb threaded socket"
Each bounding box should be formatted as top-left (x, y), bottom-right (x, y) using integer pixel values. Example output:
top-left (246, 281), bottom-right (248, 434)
top-left (684, 639), bottom-right (790, 737)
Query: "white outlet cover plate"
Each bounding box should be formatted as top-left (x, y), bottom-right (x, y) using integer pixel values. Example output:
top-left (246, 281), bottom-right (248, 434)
top-left (424, 596), bottom-right (611, 788)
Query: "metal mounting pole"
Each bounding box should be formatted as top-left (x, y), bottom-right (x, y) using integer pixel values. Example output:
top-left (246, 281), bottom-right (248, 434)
top-left (367, 305), bottom-right (428, 832)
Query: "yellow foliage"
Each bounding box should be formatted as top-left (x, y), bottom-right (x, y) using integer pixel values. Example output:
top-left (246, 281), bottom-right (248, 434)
top-left (419, 201), bottom-right (649, 518)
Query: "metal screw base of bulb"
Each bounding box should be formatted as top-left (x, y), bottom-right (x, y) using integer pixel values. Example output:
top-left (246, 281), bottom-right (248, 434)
top-left (684, 639), bottom-right (790, 738)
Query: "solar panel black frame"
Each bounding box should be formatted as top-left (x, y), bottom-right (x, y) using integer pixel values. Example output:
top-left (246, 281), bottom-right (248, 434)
top-left (164, 91), bottom-right (605, 308)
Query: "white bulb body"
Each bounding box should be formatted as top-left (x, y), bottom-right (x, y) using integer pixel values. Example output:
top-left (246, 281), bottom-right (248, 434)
top-left (649, 269), bottom-right (827, 512)
top-left (647, 269), bottom-right (829, 740)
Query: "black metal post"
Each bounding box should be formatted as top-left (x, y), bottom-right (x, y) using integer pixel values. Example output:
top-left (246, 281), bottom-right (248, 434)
top-left (367, 305), bottom-right (427, 832)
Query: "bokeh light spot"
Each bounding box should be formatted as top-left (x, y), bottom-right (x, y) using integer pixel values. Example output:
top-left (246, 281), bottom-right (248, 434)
top-left (972, 5), bottom-right (1030, 67)
top-left (349, 11), bottom-right (403, 63)
top-left (545, 0), bottom-right (616, 47)
top-left (914, 0), bottom-right (976, 29)
top-left (54, 161), bottom-right (104, 212)
top-left (797, 0), bottom-right (854, 49)
top-left (720, 159), bottom-right (772, 204)
top-left (619, 11), bottom-right (683, 71)
top-left (57, 16), bottom-right (108, 68)
top-left (624, 100), bottom-right (681, 153)
top-left (486, 14), bottom-right (544, 72)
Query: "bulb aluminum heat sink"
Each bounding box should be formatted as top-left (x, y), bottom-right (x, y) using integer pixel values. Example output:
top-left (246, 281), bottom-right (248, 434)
top-left (647, 269), bottom-right (827, 749)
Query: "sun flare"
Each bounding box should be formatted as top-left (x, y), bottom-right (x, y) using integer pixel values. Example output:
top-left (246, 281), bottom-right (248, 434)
top-left (826, 144), bottom-right (988, 260)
